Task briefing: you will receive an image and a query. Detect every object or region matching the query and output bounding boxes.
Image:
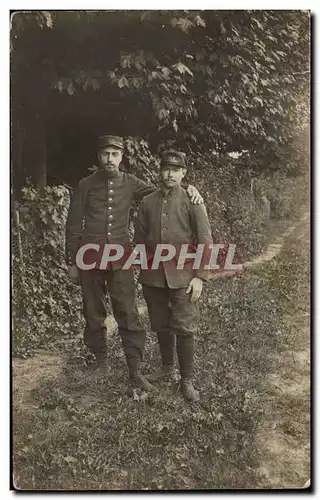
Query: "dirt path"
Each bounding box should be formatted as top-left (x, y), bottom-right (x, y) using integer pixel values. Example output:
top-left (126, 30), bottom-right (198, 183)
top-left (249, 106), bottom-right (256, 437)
top-left (12, 351), bottom-right (64, 413)
top-left (254, 216), bottom-right (310, 488)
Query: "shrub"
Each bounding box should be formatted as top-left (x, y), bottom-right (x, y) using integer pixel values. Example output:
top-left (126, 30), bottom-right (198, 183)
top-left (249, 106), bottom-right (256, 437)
top-left (253, 171), bottom-right (309, 220)
top-left (188, 152), bottom-right (269, 259)
top-left (12, 185), bottom-right (84, 357)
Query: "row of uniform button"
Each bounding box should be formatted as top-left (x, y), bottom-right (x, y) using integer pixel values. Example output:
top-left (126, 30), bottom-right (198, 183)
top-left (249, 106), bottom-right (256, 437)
top-left (162, 198), bottom-right (168, 232)
top-left (108, 181), bottom-right (114, 236)
top-left (67, 181), bottom-right (115, 260)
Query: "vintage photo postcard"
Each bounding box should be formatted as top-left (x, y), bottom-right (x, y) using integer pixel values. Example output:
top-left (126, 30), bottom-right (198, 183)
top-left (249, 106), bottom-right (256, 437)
top-left (11, 10), bottom-right (310, 491)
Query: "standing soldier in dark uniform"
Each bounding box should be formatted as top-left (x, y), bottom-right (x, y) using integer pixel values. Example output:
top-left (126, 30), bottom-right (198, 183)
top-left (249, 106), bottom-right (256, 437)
top-left (65, 136), bottom-right (203, 392)
top-left (135, 150), bottom-right (213, 401)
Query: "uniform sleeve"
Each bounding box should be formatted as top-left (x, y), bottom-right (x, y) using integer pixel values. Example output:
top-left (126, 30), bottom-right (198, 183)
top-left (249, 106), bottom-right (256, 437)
top-left (134, 198), bottom-right (148, 244)
top-left (131, 175), bottom-right (156, 201)
top-left (190, 204), bottom-right (213, 281)
top-left (65, 179), bottom-right (87, 265)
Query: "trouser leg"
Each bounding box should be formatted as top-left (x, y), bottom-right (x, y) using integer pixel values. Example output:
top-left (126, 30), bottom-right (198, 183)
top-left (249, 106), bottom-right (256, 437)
top-left (106, 268), bottom-right (146, 374)
top-left (80, 269), bottom-right (108, 359)
top-left (142, 284), bottom-right (174, 367)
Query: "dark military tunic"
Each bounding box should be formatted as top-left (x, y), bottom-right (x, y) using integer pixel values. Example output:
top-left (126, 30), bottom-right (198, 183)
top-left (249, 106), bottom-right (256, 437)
top-left (65, 168), bottom-right (154, 363)
top-left (65, 169), bottom-right (154, 266)
top-left (134, 185), bottom-right (213, 288)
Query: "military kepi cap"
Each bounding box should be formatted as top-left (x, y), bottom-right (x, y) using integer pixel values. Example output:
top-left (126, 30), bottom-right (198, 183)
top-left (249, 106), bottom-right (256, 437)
top-left (98, 135), bottom-right (124, 150)
top-left (160, 150), bottom-right (187, 168)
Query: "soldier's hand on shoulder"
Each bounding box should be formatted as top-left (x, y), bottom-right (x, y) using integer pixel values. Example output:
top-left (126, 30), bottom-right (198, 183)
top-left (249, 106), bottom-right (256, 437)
top-left (186, 185), bottom-right (204, 205)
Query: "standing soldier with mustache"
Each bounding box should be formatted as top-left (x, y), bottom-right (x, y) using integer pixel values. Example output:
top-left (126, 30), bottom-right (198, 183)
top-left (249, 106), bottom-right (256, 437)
top-left (65, 135), bottom-right (203, 393)
top-left (135, 150), bottom-right (213, 401)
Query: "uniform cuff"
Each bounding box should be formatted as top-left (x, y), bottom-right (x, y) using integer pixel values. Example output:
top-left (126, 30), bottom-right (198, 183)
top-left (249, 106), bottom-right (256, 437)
top-left (195, 270), bottom-right (210, 282)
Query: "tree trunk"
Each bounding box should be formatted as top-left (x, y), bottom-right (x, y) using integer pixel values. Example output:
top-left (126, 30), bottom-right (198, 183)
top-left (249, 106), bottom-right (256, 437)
top-left (34, 117), bottom-right (47, 190)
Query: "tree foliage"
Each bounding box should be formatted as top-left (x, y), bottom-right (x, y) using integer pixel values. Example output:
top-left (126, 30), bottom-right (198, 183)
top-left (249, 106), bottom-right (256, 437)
top-left (11, 10), bottom-right (310, 158)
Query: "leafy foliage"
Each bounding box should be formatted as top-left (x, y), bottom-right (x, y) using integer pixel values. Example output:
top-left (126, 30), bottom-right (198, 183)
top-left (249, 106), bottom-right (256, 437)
top-left (11, 10), bottom-right (309, 165)
top-left (12, 185), bottom-right (83, 357)
top-left (188, 151), bottom-right (270, 259)
top-left (123, 137), bottom-right (159, 185)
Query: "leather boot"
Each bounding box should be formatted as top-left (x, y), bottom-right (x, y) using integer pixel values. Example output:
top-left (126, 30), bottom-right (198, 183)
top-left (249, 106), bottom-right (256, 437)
top-left (158, 332), bottom-right (175, 364)
top-left (146, 331), bottom-right (175, 382)
top-left (176, 335), bottom-right (194, 379)
top-left (130, 371), bottom-right (158, 393)
top-left (176, 335), bottom-right (199, 401)
top-left (181, 378), bottom-right (200, 402)
top-left (86, 345), bottom-right (108, 370)
top-left (86, 352), bottom-right (111, 380)
top-left (127, 357), bottom-right (158, 393)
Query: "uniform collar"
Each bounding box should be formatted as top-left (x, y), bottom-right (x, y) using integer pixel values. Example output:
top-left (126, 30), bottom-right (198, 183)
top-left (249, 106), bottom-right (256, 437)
top-left (96, 168), bottom-right (123, 180)
top-left (160, 184), bottom-right (182, 197)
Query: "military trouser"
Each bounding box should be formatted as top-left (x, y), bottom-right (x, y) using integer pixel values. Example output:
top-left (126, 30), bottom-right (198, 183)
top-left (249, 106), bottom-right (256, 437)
top-left (80, 268), bottom-right (146, 373)
top-left (142, 284), bottom-right (199, 379)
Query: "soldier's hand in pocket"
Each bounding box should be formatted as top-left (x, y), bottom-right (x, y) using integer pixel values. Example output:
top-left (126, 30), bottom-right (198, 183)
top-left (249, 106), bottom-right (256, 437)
top-left (68, 265), bottom-right (80, 286)
top-left (186, 277), bottom-right (203, 303)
